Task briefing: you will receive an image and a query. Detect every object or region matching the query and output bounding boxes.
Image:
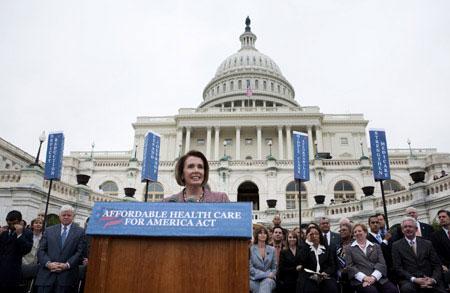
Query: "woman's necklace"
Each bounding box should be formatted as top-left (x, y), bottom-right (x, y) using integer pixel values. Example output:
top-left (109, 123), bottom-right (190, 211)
top-left (182, 188), bottom-right (205, 202)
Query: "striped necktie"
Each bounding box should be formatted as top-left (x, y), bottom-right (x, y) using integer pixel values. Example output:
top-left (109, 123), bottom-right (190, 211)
top-left (61, 226), bottom-right (68, 247)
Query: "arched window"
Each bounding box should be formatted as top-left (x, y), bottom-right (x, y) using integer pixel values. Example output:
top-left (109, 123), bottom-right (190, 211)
top-left (334, 180), bottom-right (355, 202)
top-left (100, 181), bottom-right (119, 196)
top-left (146, 182), bottom-right (164, 202)
top-left (383, 180), bottom-right (404, 194)
top-left (285, 181), bottom-right (307, 209)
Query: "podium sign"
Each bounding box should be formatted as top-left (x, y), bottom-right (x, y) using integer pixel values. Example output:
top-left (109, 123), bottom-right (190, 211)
top-left (87, 202), bottom-right (253, 238)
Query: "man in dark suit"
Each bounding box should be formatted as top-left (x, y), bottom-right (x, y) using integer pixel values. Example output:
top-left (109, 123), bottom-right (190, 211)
top-left (0, 210), bottom-right (33, 293)
top-left (35, 205), bottom-right (86, 293)
top-left (392, 207), bottom-right (434, 242)
top-left (430, 210), bottom-right (450, 289)
top-left (392, 217), bottom-right (445, 293)
top-left (367, 215), bottom-right (395, 280)
top-left (319, 217), bottom-right (341, 249)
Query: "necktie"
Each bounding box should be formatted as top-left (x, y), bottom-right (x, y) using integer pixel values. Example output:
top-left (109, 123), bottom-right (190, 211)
top-left (324, 233), bottom-right (329, 245)
top-left (376, 234), bottom-right (382, 243)
top-left (447, 230), bottom-right (450, 240)
top-left (410, 240), bottom-right (417, 255)
top-left (61, 226), bottom-right (68, 247)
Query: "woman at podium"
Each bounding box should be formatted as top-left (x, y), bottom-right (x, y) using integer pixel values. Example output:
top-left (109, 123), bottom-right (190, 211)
top-left (164, 150), bottom-right (230, 203)
top-left (250, 225), bottom-right (277, 293)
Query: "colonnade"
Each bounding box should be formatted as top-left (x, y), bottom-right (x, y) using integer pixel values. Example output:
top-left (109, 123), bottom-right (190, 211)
top-left (175, 125), bottom-right (324, 161)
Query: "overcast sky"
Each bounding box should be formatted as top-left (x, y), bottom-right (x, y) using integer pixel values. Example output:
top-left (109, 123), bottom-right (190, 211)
top-left (1, 0), bottom-right (449, 157)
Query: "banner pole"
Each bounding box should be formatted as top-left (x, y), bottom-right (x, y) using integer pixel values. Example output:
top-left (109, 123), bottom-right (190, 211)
top-left (297, 179), bottom-right (302, 230)
top-left (379, 180), bottom-right (390, 229)
top-left (43, 179), bottom-right (53, 228)
top-left (144, 179), bottom-right (149, 202)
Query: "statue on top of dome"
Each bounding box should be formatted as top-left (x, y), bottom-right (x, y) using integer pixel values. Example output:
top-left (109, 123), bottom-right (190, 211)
top-left (245, 16), bottom-right (251, 32)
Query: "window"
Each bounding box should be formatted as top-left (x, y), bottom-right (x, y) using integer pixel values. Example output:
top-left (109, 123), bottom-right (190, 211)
top-left (340, 137), bottom-right (348, 145)
top-left (146, 182), bottom-right (164, 202)
top-left (224, 138), bottom-right (232, 146)
top-left (285, 181), bottom-right (307, 209)
top-left (334, 180), bottom-right (355, 202)
top-left (263, 81), bottom-right (267, 90)
top-left (230, 81), bottom-right (234, 90)
top-left (222, 83), bottom-right (226, 92)
top-left (100, 181), bottom-right (119, 196)
top-left (197, 139), bottom-right (205, 146)
top-left (245, 138), bottom-right (253, 145)
top-left (271, 82), bottom-right (274, 91)
top-left (238, 80), bottom-right (242, 90)
top-left (216, 86), bottom-right (219, 93)
top-left (277, 85), bottom-right (281, 93)
top-left (255, 80), bottom-right (259, 89)
top-left (383, 180), bottom-right (404, 194)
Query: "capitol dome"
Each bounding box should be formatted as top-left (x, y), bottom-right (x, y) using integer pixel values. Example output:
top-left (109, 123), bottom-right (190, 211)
top-left (199, 17), bottom-right (298, 109)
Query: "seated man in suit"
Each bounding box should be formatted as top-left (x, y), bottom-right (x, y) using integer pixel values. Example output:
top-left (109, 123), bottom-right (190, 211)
top-left (367, 215), bottom-right (395, 281)
top-left (392, 217), bottom-right (445, 293)
top-left (0, 210), bottom-right (33, 293)
top-left (35, 205), bottom-right (86, 293)
top-left (430, 210), bottom-right (450, 290)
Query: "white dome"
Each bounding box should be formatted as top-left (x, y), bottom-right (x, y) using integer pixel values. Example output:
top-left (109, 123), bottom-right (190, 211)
top-left (200, 17), bottom-right (298, 109)
top-left (215, 49), bottom-right (283, 78)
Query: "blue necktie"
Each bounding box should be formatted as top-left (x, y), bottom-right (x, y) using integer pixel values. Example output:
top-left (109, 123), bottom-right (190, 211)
top-left (376, 234), bottom-right (382, 243)
top-left (61, 226), bottom-right (68, 247)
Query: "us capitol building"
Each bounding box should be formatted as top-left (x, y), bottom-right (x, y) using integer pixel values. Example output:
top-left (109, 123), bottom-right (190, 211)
top-left (1, 18), bottom-right (449, 228)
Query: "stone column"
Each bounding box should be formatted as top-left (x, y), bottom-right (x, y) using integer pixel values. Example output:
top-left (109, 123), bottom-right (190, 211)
top-left (214, 127), bottom-right (220, 161)
top-left (316, 126), bottom-right (323, 153)
top-left (278, 126), bottom-right (284, 160)
top-left (307, 126), bottom-right (314, 160)
top-left (176, 128), bottom-right (183, 158)
top-left (206, 127), bottom-right (212, 160)
top-left (286, 126), bottom-right (292, 160)
top-left (257, 126), bottom-right (262, 160)
top-left (184, 127), bottom-right (191, 154)
top-left (235, 127), bottom-right (241, 160)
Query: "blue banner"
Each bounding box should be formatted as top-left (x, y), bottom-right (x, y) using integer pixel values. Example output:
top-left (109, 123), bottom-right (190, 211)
top-left (141, 131), bottom-right (160, 182)
top-left (369, 129), bottom-right (391, 181)
top-left (293, 131), bottom-right (310, 181)
top-left (86, 202), bottom-right (252, 238)
top-left (44, 132), bottom-right (65, 180)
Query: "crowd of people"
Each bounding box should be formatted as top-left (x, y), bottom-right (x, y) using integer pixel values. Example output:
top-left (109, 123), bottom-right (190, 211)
top-left (250, 209), bottom-right (450, 293)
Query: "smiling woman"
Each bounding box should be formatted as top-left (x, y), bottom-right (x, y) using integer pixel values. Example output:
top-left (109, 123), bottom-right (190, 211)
top-left (163, 150), bottom-right (230, 203)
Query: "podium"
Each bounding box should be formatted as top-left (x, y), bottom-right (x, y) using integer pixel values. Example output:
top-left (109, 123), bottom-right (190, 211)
top-left (84, 202), bottom-right (252, 293)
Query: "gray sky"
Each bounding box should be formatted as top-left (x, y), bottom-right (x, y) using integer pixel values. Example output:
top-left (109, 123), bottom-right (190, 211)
top-left (1, 0), bottom-right (449, 157)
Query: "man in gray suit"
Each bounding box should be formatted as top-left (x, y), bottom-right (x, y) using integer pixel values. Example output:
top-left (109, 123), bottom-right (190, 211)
top-left (392, 217), bottom-right (445, 293)
top-left (36, 205), bottom-right (86, 293)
